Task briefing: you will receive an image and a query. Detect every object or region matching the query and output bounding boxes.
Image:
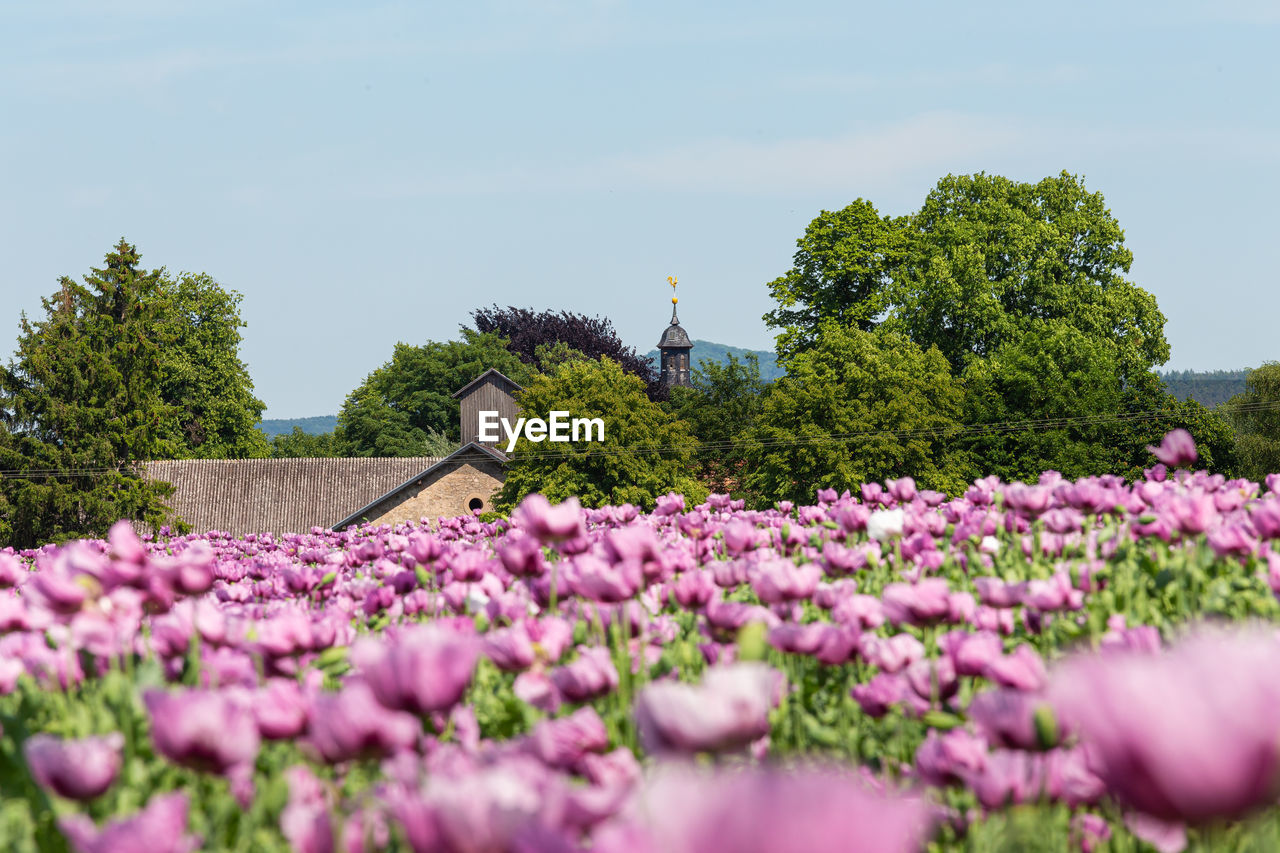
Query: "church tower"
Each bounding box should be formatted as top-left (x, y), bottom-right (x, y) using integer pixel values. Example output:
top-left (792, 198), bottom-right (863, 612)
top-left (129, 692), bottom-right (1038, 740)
top-left (656, 275), bottom-right (693, 387)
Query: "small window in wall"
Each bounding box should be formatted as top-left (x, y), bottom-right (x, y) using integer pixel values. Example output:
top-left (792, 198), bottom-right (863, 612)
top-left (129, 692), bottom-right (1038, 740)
top-left (468, 497), bottom-right (484, 514)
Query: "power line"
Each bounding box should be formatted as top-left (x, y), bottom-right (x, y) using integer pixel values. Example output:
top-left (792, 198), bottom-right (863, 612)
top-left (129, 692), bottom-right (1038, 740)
top-left (7, 399), bottom-right (1277, 477)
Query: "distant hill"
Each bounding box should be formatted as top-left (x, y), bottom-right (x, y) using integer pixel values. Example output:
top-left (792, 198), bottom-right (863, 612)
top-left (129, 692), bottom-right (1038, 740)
top-left (1157, 369), bottom-right (1250, 408)
top-left (258, 415), bottom-right (338, 437)
top-left (644, 339), bottom-right (783, 382)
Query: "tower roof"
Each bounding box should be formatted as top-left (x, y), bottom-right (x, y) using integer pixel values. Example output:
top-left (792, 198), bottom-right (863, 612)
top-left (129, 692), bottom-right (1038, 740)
top-left (657, 304), bottom-right (692, 350)
top-left (657, 323), bottom-right (692, 349)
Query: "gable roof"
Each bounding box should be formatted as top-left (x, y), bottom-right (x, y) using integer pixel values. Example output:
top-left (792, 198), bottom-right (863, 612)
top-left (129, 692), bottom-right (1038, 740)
top-left (330, 442), bottom-right (508, 531)
top-left (144, 456), bottom-right (445, 537)
top-left (452, 368), bottom-right (523, 399)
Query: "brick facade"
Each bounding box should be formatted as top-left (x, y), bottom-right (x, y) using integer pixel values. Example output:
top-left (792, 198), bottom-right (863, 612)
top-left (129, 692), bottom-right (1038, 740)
top-left (357, 455), bottom-right (506, 527)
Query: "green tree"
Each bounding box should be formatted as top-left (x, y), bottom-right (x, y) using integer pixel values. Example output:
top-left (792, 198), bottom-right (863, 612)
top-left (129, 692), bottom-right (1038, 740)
top-left (889, 171), bottom-right (1168, 382)
top-left (763, 199), bottom-right (908, 361)
top-left (270, 427), bottom-right (340, 458)
top-left (958, 320), bottom-right (1125, 481)
top-left (668, 353), bottom-right (765, 495)
top-left (0, 239), bottom-right (182, 546)
top-left (1223, 362), bottom-right (1280, 481)
top-left (741, 324), bottom-right (967, 506)
top-left (154, 272), bottom-right (270, 459)
top-left (1102, 371), bottom-right (1237, 479)
top-left (495, 357), bottom-right (707, 510)
top-left (335, 330), bottom-right (532, 457)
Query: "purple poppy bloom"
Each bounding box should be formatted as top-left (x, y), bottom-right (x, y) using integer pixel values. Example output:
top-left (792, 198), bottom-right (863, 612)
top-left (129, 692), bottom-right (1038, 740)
top-left (254, 679), bottom-right (310, 740)
top-left (882, 579), bottom-right (952, 626)
top-left (940, 630), bottom-right (1003, 677)
top-left (568, 554), bottom-right (642, 603)
top-left (984, 644), bottom-right (1047, 692)
top-left (1147, 428), bottom-right (1198, 468)
top-left (751, 559), bottom-right (821, 604)
top-left (861, 482), bottom-right (889, 506)
top-left (1099, 616), bottom-right (1161, 655)
top-left (721, 520), bottom-right (758, 555)
top-left (24, 732), bottom-right (123, 801)
top-left (635, 663), bottom-right (783, 755)
top-left (670, 568), bottom-right (716, 609)
top-left (813, 623), bottom-right (861, 666)
top-left (861, 633), bottom-right (925, 674)
top-left (1040, 507), bottom-right (1084, 534)
top-left (525, 706), bottom-right (610, 770)
top-left (144, 688), bottom-right (259, 776)
top-left (852, 672), bottom-right (927, 718)
top-left (821, 541), bottom-right (868, 575)
top-left (654, 493), bottom-right (685, 516)
top-left (280, 765), bottom-right (334, 853)
top-left (887, 477), bottom-right (917, 504)
top-left (905, 655), bottom-right (958, 703)
top-left (959, 749), bottom-right (1045, 810)
top-left (484, 623), bottom-right (537, 672)
top-left (0, 553), bottom-right (23, 588)
top-left (1002, 483), bottom-right (1053, 517)
top-left (968, 688), bottom-right (1054, 751)
top-left (550, 646), bottom-right (619, 703)
top-left (812, 578), bottom-right (858, 610)
top-left (973, 577), bottom-right (1024, 609)
top-left (914, 728), bottom-right (987, 787)
top-left (26, 569), bottom-right (89, 616)
top-left (511, 494), bottom-right (585, 543)
top-left (833, 504), bottom-right (870, 533)
top-left (59, 792), bottom-right (197, 853)
top-left (595, 763), bottom-right (935, 853)
top-left (354, 625), bottom-right (479, 716)
top-left (1168, 494), bottom-right (1216, 536)
top-left (496, 533), bottom-right (547, 578)
top-left (831, 594), bottom-right (885, 630)
top-left (1206, 524), bottom-right (1257, 559)
top-left (1050, 628), bottom-right (1280, 824)
top-left (1070, 813), bottom-right (1112, 853)
top-left (305, 680), bottom-right (420, 763)
top-left (1022, 573), bottom-right (1082, 613)
top-left (767, 622), bottom-right (828, 656)
top-left (1043, 747), bottom-right (1107, 808)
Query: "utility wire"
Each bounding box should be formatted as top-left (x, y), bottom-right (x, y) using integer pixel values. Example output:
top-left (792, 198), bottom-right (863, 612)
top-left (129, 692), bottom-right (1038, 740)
top-left (2, 400), bottom-right (1276, 477)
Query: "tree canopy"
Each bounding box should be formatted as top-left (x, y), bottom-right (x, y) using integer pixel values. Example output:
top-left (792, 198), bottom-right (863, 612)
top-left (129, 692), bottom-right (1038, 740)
top-left (495, 357), bottom-right (706, 511)
top-left (667, 353), bottom-right (766, 496)
top-left (763, 199), bottom-right (908, 361)
top-left (270, 427), bottom-right (339, 459)
top-left (1223, 362), bottom-right (1280, 482)
top-left (889, 171), bottom-right (1168, 382)
top-left (0, 239), bottom-right (181, 546)
top-left (471, 305), bottom-right (660, 396)
top-left (741, 324), bottom-right (967, 506)
top-left (335, 330), bottom-right (533, 456)
top-left (154, 271), bottom-right (270, 459)
top-left (761, 172), bottom-right (1198, 482)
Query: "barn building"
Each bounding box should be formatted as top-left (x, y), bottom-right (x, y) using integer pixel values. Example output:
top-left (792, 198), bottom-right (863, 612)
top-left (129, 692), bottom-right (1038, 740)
top-left (147, 369), bottom-right (523, 536)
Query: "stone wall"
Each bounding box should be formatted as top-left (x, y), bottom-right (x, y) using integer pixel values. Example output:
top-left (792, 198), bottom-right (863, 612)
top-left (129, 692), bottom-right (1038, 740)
top-left (362, 457), bottom-right (505, 527)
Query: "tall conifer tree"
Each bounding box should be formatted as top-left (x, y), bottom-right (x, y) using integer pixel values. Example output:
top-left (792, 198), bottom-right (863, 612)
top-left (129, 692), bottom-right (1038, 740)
top-left (0, 239), bottom-right (181, 545)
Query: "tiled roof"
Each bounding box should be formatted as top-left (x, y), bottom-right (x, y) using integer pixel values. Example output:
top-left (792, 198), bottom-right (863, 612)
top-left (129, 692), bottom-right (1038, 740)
top-left (143, 457), bottom-right (443, 537)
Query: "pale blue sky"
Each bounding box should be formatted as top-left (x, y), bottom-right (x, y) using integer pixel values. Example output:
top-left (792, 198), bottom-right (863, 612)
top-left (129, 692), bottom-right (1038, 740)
top-left (2, 1), bottom-right (1277, 417)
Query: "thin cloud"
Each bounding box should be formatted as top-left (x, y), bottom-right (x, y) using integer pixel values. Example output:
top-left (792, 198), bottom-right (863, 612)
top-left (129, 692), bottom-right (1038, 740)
top-left (344, 112), bottom-right (1280, 200)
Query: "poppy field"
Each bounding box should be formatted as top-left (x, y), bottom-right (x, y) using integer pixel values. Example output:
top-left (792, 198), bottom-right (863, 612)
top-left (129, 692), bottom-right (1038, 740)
top-left (3, 430), bottom-right (1280, 852)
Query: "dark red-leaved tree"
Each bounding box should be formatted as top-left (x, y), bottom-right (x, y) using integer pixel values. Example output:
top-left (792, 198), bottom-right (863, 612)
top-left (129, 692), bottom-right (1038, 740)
top-left (470, 306), bottom-right (663, 399)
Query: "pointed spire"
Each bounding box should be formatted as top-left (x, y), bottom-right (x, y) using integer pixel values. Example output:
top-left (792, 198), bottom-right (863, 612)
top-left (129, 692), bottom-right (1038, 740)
top-left (668, 274), bottom-right (679, 325)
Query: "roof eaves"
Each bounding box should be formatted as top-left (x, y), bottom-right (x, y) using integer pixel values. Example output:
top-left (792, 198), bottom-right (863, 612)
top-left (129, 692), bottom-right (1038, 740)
top-left (451, 368), bottom-right (524, 399)
top-left (329, 442), bottom-right (508, 531)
